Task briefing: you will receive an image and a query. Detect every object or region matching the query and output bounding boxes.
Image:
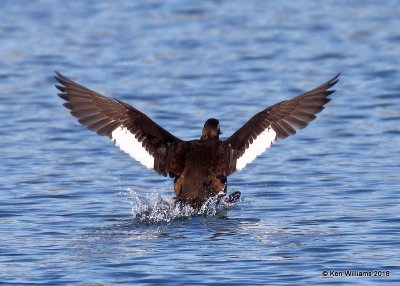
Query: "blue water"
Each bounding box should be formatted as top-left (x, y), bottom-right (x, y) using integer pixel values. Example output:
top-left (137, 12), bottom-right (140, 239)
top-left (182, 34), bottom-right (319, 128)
top-left (1, 0), bottom-right (399, 285)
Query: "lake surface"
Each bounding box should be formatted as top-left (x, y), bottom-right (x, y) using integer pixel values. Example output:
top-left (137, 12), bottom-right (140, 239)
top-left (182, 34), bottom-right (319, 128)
top-left (1, 0), bottom-right (399, 285)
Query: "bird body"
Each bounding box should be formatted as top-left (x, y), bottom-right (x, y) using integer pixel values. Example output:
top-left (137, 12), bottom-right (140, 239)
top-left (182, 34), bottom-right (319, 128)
top-left (55, 72), bottom-right (339, 208)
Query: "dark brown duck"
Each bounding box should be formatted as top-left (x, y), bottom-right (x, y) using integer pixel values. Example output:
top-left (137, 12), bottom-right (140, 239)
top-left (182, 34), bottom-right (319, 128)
top-left (55, 72), bottom-right (339, 208)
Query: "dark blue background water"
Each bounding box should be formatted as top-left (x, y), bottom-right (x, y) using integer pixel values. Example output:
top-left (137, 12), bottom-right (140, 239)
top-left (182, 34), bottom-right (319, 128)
top-left (1, 1), bottom-right (399, 285)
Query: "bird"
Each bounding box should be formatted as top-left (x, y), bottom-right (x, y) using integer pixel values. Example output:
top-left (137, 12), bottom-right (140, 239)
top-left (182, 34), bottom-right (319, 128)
top-left (55, 72), bottom-right (339, 208)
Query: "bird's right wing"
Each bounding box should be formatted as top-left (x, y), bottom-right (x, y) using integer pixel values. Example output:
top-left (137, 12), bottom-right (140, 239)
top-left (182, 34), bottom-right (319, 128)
top-left (224, 74), bottom-right (340, 175)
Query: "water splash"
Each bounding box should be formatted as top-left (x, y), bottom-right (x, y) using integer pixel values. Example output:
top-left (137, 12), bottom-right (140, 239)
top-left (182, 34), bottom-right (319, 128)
top-left (126, 188), bottom-right (240, 223)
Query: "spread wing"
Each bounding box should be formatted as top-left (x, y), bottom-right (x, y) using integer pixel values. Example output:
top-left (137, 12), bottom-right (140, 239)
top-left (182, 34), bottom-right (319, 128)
top-left (55, 72), bottom-right (183, 176)
top-left (224, 74), bottom-right (340, 174)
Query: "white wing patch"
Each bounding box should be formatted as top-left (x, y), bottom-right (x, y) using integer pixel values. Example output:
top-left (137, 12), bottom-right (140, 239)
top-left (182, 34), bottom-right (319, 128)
top-left (111, 126), bottom-right (154, 169)
top-left (236, 127), bottom-right (277, 171)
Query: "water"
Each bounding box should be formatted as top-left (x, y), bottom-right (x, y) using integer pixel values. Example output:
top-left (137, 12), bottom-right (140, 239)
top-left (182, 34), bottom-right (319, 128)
top-left (1, 0), bottom-right (399, 285)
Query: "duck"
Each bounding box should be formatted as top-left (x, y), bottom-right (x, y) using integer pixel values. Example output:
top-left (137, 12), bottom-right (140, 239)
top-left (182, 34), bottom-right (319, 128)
top-left (55, 72), bottom-right (339, 208)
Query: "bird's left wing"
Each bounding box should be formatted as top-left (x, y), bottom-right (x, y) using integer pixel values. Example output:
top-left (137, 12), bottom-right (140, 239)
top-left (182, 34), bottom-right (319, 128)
top-left (55, 72), bottom-right (182, 176)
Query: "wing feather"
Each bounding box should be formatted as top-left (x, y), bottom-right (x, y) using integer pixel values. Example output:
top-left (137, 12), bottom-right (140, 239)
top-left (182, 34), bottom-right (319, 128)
top-left (224, 74), bottom-right (339, 174)
top-left (55, 72), bottom-right (183, 176)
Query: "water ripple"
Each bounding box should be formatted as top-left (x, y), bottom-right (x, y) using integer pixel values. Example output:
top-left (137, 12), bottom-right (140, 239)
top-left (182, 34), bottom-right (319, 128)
top-left (1, 0), bottom-right (400, 285)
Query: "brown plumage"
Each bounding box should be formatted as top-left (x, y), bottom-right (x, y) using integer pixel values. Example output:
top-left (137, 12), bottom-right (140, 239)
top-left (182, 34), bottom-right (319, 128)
top-left (55, 72), bottom-right (339, 208)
